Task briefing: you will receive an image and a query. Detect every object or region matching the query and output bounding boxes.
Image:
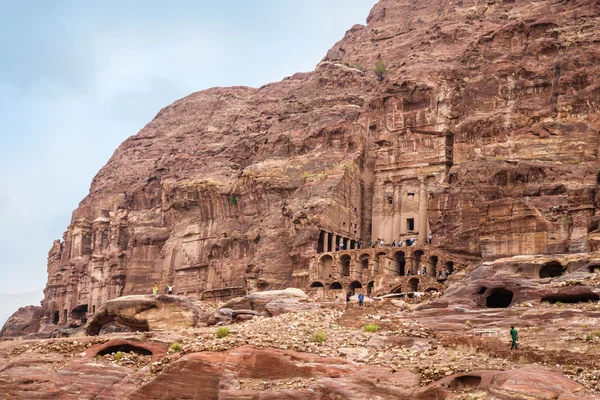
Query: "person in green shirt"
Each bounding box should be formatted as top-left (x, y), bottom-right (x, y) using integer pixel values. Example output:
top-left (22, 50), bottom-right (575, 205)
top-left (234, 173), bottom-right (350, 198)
top-left (510, 326), bottom-right (518, 350)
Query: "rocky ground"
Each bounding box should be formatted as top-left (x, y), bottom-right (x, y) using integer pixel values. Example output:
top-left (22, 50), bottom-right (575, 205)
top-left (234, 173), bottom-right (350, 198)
top-left (1, 296), bottom-right (599, 399)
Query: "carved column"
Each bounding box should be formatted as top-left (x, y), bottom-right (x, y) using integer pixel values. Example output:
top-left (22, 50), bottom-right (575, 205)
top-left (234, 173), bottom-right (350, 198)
top-left (322, 231), bottom-right (329, 252)
top-left (392, 183), bottom-right (402, 243)
top-left (406, 254), bottom-right (414, 274)
top-left (418, 179), bottom-right (428, 245)
top-left (332, 234), bottom-right (338, 251)
top-left (379, 181), bottom-right (387, 241)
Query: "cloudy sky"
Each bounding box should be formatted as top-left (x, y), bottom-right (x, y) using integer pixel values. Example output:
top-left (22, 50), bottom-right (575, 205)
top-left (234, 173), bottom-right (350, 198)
top-left (0, 0), bottom-right (376, 295)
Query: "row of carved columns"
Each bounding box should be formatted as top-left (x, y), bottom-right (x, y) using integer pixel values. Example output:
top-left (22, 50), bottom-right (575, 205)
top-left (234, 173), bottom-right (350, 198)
top-left (320, 231), bottom-right (360, 253)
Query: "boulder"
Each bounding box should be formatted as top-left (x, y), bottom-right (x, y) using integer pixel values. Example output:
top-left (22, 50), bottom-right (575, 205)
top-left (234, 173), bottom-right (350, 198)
top-left (0, 306), bottom-right (42, 337)
top-left (223, 288), bottom-right (310, 313)
top-left (84, 295), bottom-right (209, 336)
top-left (264, 299), bottom-right (321, 316)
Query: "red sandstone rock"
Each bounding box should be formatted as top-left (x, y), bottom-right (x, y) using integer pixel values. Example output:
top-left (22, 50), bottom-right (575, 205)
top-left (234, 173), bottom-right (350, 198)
top-left (85, 295), bottom-right (209, 335)
top-left (2, 0), bottom-right (596, 343)
top-left (0, 306), bottom-right (41, 337)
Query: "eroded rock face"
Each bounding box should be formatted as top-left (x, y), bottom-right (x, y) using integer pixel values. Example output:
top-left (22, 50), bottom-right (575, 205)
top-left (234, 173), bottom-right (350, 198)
top-left (438, 254), bottom-right (600, 309)
top-left (20, 0), bottom-right (600, 336)
top-left (0, 306), bottom-right (41, 337)
top-left (128, 345), bottom-right (587, 400)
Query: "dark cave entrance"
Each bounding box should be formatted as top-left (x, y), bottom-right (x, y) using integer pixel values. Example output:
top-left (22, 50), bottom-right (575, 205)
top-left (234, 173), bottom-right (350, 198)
top-left (349, 281), bottom-right (362, 295)
top-left (53, 311), bottom-right (59, 325)
top-left (395, 251), bottom-right (406, 276)
top-left (407, 278), bottom-right (419, 292)
top-left (449, 375), bottom-right (482, 390)
top-left (588, 264), bottom-right (600, 273)
top-left (96, 344), bottom-right (152, 357)
top-left (539, 261), bottom-right (564, 278)
top-left (71, 304), bottom-right (88, 322)
top-left (340, 255), bottom-right (351, 277)
top-left (486, 288), bottom-right (514, 308)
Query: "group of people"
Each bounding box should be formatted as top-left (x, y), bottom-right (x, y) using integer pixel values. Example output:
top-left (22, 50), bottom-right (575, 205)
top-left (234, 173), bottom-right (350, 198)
top-left (331, 234), bottom-right (436, 252)
top-left (152, 283), bottom-right (174, 295)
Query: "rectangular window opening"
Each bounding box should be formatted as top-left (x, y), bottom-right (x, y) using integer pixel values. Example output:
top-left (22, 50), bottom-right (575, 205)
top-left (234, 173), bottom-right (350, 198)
top-left (407, 218), bottom-right (415, 231)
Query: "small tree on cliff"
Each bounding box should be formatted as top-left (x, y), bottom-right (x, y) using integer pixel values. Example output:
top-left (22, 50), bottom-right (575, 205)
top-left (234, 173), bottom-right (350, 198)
top-left (374, 59), bottom-right (389, 81)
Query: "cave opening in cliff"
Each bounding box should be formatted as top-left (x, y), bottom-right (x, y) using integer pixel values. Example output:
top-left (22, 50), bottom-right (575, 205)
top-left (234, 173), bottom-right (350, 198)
top-left (588, 264), bottom-right (600, 273)
top-left (539, 261), bottom-right (564, 278)
top-left (541, 293), bottom-right (600, 303)
top-left (425, 287), bottom-right (438, 293)
top-left (448, 375), bottom-right (482, 390)
top-left (349, 281), bottom-right (362, 295)
top-left (394, 251), bottom-right (406, 276)
top-left (427, 256), bottom-right (438, 277)
top-left (329, 282), bottom-right (342, 290)
top-left (53, 311), bottom-right (59, 325)
top-left (367, 281), bottom-right (374, 295)
top-left (445, 261), bottom-right (454, 275)
top-left (96, 344), bottom-right (152, 357)
top-left (310, 282), bottom-right (324, 288)
top-left (71, 304), bottom-right (88, 321)
top-left (340, 255), bottom-right (351, 277)
top-left (485, 289), bottom-right (514, 308)
top-left (319, 255), bottom-right (333, 280)
top-left (408, 278), bottom-right (419, 292)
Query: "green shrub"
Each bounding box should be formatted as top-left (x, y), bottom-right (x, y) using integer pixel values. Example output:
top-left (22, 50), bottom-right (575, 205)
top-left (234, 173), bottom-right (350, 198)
top-left (585, 334), bottom-right (592, 341)
top-left (115, 351), bottom-right (124, 361)
top-left (216, 327), bottom-right (230, 339)
top-left (312, 331), bottom-right (327, 343)
top-left (170, 342), bottom-right (182, 352)
top-left (465, 320), bottom-right (472, 327)
top-left (555, 301), bottom-right (563, 306)
top-left (594, 331), bottom-right (600, 338)
top-left (374, 59), bottom-right (389, 81)
top-left (363, 324), bottom-right (380, 333)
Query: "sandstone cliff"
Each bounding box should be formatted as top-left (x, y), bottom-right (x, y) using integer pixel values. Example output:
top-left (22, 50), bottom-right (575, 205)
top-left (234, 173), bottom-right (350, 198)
top-left (27, 0), bottom-right (600, 332)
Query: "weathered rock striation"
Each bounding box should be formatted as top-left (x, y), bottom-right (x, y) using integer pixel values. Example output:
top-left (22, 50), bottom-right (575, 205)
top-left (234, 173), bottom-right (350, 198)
top-left (3, 0), bottom-right (599, 335)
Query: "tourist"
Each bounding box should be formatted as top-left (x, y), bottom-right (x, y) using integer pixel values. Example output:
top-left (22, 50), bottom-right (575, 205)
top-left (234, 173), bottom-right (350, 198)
top-left (380, 239), bottom-right (384, 247)
top-left (392, 240), bottom-right (396, 247)
top-left (368, 240), bottom-right (373, 248)
top-left (438, 270), bottom-right (443, 278)
top-left (429, 233), bottom-right (432, 244)
top-left (358, 240), bottom-right (363, 249)
top-left (166, 284), bottom-right (174, 295)
top-left (406, 238), bottom-right (412, 246)
top-left (422, 267), bottom-right (426, 275)
top-left (340, 241), bottom-right (344, 250)
top-left (510, 326), bottom-right (518, 350)
top-left (358, 293), bottom-right (364, 307)
top-left (152, 283), bottom-right (158, 295)
top-left (411, 238), bottom-right (416, 246)
top-left (335, 243), bottom-right (339, 251)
